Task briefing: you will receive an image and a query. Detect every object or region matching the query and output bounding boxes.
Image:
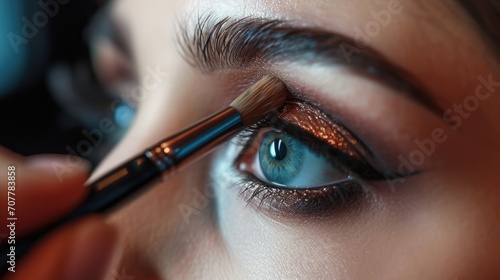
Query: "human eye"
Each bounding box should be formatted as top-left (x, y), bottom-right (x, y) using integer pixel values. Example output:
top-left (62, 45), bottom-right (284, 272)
top-left (240, 129), bottom-right (350, 188)
top-left (231, 98), bottom-right (409, 215)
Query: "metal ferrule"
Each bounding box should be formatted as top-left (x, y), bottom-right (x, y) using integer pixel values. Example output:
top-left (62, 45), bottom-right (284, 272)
top-left (145, 107), bottom-right (243, 174)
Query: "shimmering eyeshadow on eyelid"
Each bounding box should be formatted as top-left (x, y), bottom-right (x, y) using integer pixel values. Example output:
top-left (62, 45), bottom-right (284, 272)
top-left (277, 100), bottom-right (368, 159)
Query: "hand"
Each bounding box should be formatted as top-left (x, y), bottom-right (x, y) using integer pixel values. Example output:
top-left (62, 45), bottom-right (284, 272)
top-left (0, 147), bottom-right (118, 280)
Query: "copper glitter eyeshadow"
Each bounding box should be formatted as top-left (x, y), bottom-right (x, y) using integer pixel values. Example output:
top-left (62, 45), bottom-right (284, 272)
top-left (277, 100), bottom-right (368, 159)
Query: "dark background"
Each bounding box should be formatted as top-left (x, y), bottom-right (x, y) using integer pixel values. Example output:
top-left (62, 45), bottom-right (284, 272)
top-left (0, 1), bottom-right (125, 166)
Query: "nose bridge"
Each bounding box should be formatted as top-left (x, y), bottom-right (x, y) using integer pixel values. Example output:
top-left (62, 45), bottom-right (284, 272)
top-left (99, 65), bottom-right (222, 272)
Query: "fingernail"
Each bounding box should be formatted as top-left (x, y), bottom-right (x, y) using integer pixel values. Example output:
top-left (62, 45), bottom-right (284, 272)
top-left (63, 216), bottom-right (118, 280)
top-left (26, 155), bottom-right (91, 182)
top-left (27, 154), bottom-right (91, 172)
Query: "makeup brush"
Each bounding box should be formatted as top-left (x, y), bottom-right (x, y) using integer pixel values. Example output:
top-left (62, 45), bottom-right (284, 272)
top-left (0, 76), bottom-right (288, 273)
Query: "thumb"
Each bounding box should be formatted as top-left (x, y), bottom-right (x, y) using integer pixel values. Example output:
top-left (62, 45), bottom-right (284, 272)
top-left (0, 148), bottom-right (91, 236)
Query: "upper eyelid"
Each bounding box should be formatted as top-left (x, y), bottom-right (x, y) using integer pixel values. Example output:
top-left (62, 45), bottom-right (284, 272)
top-left (178, 14), bottom-right (444, 116)
top-left (237, 100), bottom-right (393, 181)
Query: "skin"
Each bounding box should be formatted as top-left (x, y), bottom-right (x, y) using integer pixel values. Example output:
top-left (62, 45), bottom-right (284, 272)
top-left (91, 0), bottom-right (500, 278)
top-left (3, 0), bottom-right (500, 279)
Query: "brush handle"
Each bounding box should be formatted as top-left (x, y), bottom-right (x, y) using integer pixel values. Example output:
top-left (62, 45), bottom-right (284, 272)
top-left (0, 153), bottom-right (161, 275)
top-left (1, 107), bottom-right (243, 275)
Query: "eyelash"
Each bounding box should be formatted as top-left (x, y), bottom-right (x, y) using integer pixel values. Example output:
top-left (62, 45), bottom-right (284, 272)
top-left (235, 173), bottom-right (364, 215)
top-left (230, 112), bottom-right (395, 215)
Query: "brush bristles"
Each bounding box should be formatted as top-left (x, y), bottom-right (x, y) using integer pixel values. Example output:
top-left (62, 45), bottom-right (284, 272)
top-left (230, 76), bottom-right (288, 125)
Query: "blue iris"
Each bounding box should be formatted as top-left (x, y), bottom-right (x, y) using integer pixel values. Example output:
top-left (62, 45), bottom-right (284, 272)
top-left (259, 131), bottom-right (305, 185)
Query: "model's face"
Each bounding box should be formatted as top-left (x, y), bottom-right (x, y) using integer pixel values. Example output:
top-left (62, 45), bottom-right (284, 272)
top-left (89, 0), bottom-right (500, 278)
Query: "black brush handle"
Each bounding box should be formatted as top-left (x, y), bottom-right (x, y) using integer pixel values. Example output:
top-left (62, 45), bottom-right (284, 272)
top-left (0, 154), bottom-right (162, 275)
top-left (0, 107), bottom-right (243, 275)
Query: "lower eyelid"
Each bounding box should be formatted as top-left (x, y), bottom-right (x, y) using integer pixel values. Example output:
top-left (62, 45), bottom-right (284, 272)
top-left (235, 172), bottom-right (366, 216)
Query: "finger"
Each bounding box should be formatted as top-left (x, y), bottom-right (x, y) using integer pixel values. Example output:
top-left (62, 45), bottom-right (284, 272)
top-left (6, 216), bottom-right (118, 280)
top-left (0, 149), bottom-right (91, 236)
top-left (0, 147), bottom-right (23, 164)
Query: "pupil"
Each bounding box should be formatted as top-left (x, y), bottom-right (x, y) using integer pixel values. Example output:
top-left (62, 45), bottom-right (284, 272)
top-left (269, 138), bottom-right (287, 161)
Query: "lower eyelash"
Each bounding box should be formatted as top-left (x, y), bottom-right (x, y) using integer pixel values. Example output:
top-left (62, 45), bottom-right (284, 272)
top-left (234, 173), bottom-right (366, 216)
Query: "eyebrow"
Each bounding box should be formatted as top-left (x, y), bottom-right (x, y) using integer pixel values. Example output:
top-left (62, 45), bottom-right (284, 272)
top-left (178, 15), bottom-right (443, 115)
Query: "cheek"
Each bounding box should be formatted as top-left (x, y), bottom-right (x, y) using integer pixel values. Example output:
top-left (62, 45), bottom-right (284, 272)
top-left (351, 166), bottom-right (500, 278)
